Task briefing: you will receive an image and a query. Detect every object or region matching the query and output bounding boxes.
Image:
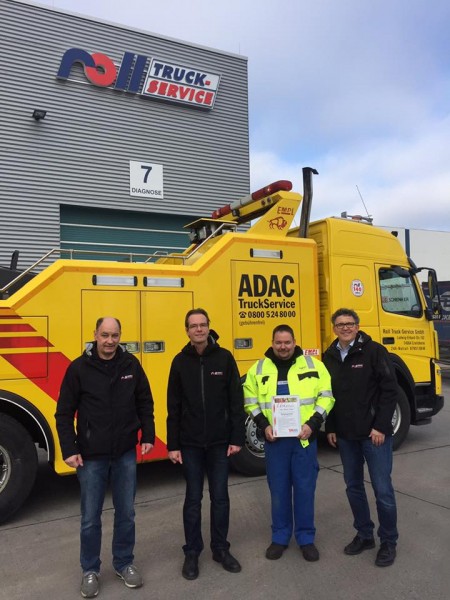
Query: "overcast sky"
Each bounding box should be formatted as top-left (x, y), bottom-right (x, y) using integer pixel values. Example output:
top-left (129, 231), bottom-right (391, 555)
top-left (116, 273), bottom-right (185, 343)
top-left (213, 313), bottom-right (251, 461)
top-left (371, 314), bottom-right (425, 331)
top-left (37, 0), bottom-right (450, 230)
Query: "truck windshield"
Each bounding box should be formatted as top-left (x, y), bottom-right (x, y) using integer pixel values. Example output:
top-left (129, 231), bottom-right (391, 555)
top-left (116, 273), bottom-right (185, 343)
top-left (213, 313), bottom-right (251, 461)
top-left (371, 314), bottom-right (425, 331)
top-left (379, 268), bottom-right (422, 318)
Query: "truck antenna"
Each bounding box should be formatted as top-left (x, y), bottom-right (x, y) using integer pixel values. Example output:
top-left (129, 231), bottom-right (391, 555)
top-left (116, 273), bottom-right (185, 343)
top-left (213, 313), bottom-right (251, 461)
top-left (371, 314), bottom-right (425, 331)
top-left (356, 185), bottom-right (371, 219)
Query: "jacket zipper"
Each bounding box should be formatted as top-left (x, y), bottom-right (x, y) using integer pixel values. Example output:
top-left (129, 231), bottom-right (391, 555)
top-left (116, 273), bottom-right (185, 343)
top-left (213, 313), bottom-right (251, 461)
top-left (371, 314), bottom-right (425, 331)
top-left (200, 357), bottom-right (207, 446)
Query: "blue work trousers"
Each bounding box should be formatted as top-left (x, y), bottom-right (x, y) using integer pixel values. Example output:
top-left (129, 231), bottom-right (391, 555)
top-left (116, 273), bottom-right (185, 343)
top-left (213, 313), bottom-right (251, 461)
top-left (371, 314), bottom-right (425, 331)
top-left (77, 448), bottom-right (137, 573)
top-left (265, 437), bottom-right (319, 546)
top-left (338, 436), bottom-right (398, 545)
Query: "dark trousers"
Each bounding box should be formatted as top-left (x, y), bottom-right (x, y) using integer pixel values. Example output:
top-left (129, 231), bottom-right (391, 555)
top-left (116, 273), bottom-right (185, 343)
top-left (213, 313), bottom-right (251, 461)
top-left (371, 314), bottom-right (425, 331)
top-left (181, 444), bottom-right (230, 555)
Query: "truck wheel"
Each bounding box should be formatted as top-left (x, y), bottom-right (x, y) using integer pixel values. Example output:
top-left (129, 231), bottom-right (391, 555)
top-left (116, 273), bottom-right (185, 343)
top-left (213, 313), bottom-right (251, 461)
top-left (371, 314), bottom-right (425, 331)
top-left (230, 416), bottom-right (266, 476)
top-left (392, 387), bottom-right (411, 450)
top-left (0, 414), bottom-right (38, 523)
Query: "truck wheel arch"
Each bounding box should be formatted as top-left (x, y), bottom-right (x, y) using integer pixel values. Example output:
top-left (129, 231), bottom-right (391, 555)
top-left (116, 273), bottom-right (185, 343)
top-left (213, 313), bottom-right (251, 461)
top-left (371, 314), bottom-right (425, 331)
top-left (230, 415), bottom-right (266, 476)
top-left (392, 386), bottom-right (411, 450)
top-left (0, 392), bottom-right (55, 523)
top-left (0, 414), bottom-right (38, 523)
top-left (230, 375), bottom-right (266, 476)
top-left (388, 354), bottom-right (415, 450)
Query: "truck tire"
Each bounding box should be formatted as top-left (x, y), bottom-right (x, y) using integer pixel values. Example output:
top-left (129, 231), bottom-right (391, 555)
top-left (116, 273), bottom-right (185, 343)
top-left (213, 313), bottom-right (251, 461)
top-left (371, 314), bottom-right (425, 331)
top-left (230, 416), bottom-right (266, 476)
top-left (392, 387), bottom-right (411, 450)
top-left (0, 414), bottom-right (38, 523)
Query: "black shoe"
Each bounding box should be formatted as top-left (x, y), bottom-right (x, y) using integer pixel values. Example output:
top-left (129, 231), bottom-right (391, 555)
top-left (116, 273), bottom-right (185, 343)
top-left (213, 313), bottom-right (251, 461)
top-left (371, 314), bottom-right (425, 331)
top-left (344, 535), bottom-right (376, 555)
top-left (375, 542), bottom-right (396, 567)
top-left (265, 543), bottom-right (288, 560)
top-left (300, 543), bottom-right (320, 562)
top-left (212, 550), bottom-right (242, 573)
top-left (182, 553), bottom-right (199, 580)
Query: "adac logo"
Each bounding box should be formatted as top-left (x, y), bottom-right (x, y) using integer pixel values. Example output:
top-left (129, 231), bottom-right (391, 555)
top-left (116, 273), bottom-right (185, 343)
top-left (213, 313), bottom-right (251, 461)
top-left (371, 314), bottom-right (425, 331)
top-left (57, 48), bottom-right (221, 109)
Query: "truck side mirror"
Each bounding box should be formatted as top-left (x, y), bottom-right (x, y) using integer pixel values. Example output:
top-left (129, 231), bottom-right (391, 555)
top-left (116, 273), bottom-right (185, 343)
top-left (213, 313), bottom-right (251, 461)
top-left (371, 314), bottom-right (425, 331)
top-left (427, 269), bottom-right (442, 320)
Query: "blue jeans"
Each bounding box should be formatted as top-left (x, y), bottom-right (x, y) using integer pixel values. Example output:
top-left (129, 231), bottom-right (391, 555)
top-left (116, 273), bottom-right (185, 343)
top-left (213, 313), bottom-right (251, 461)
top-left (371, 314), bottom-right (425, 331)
top-left (77, 449), bottom-right (137, 573)
top-left (265, 438), bottom-right (319, 546)
top-left (338, 436), bottom-right (398, 545)
top-left (181, 444), bottom-right (230, 555)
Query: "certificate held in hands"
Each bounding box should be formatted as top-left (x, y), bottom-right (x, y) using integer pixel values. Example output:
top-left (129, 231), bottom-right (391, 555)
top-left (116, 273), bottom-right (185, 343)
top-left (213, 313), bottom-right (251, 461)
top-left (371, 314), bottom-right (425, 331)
top-left (272, 395), bottom-right (301, 437)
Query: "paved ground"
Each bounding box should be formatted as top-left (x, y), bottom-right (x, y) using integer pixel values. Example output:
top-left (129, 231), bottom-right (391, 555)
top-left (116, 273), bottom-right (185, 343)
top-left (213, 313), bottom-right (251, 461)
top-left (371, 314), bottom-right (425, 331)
top-left (1, 380), bottom-right (449, 600)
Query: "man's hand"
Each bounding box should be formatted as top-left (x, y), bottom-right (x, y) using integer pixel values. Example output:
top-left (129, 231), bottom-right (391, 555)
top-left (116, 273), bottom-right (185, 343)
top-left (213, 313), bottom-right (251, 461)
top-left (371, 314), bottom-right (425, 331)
top-left (299, 424), bottom-right (312, 441)
top-left (141, 443), bottom-right (154, 455)
top-left (369, 428), bottom-right (385, 447)
top-left (227, 445), bottom-right (241, 456)
top-left (327, 433), bottom-right (337, 448)
top-left (168, 450), bottom-right (183, 464)
top-left (64, 454), bottom-right (83, 468)
top-left (265, 425), bottom-right (276, 442)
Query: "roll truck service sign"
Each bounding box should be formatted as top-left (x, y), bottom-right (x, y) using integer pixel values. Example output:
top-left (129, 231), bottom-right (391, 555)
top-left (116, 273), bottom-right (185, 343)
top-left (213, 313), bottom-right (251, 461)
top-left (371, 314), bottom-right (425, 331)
top-left (57, 48), bottom-right (221, 109)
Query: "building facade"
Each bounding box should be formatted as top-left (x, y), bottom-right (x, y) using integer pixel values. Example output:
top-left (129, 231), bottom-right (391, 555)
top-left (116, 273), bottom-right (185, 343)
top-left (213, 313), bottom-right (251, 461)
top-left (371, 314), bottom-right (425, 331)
top-left (1, 0), bottom-right (249, 269)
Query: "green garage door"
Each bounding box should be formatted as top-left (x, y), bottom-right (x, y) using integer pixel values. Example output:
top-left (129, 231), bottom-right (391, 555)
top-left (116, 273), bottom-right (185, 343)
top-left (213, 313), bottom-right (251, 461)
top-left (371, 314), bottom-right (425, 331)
top-left (60, 205), bottom-right (193, 262)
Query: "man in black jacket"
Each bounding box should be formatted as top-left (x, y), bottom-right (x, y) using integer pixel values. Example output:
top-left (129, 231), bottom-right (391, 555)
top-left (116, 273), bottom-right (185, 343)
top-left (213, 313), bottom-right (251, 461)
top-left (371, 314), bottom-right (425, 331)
top-left (167, 308), bottom-right (246, 581)
top-left (323, 308), bottom-right (399, 567)
top-left (55, 317), bottom-right (155, 598)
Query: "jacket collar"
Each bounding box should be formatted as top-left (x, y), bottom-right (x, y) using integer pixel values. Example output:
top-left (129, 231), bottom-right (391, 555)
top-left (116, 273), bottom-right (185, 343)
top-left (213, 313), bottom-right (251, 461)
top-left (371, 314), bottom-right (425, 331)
top-left (264, 345), bottom-right (303, 368)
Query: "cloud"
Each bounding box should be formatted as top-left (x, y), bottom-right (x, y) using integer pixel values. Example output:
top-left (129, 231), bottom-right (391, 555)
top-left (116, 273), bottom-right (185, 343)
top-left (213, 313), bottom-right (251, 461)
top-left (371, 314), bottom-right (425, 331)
top-left (251, 111), bottom-right (450, 230)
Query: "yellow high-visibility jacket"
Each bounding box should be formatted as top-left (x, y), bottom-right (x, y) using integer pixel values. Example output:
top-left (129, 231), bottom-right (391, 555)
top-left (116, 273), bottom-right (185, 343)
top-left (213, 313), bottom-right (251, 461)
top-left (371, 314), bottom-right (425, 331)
top-left (243, 353), bottom-right (334, 448)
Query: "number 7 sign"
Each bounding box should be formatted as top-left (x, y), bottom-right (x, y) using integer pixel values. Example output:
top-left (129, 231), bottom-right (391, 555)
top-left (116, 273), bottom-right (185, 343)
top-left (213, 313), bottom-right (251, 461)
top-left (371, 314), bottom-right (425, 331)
top-left (129, 160), bottom-right (164, 198)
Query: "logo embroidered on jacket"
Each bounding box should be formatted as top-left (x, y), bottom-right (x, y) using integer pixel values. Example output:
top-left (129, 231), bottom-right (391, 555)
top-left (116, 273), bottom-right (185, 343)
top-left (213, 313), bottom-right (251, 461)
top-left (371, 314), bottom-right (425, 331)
top-left (210, 371), bottom-right (224, 376)
top-left (121, 374), bottom-right (134, 379)
top-left (351, 364), bottom-right (364, 369)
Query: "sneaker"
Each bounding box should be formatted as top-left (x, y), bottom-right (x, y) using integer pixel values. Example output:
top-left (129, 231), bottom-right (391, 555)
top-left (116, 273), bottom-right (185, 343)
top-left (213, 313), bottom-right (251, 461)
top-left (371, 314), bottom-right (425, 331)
top-left (80, 572), bottom-right (99, 598)
top-left (265, 543), bottom-right (288, 560)
top-left (344, 535), bottom-right (376, 555)
top-left (300, 543), bottom-right (320, 562)
top-left (115, 564), bottom-right (143, 588)
top-left (375, 542), bottom-right (396, 567)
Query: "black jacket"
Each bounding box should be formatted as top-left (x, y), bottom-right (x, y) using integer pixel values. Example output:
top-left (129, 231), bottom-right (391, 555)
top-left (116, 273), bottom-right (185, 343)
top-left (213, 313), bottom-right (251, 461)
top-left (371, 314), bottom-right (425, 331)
top-left (323, 330), bottom-right (398, 439)
top-left (55, 343), bottom-right (155, 460)
top-left (166, 335), bottom-right (246, 450)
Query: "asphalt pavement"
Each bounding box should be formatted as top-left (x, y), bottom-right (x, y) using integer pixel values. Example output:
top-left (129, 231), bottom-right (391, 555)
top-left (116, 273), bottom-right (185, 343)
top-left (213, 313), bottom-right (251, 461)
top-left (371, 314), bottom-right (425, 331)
top-left (1, 380), bottom-right (449, 600)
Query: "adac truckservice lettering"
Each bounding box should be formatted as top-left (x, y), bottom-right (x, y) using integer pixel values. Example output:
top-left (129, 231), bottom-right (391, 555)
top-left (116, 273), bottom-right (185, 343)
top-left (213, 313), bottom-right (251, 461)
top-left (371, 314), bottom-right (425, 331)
top-left (57, 48), bottom-right (221, 109)
top-left (237, 273), bottom-right (297, 321)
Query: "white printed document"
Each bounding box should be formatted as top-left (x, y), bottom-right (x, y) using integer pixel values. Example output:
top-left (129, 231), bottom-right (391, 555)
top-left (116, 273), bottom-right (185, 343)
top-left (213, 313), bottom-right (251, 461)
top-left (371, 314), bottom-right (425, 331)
top-left (272, 395), bottom-right (301, 437)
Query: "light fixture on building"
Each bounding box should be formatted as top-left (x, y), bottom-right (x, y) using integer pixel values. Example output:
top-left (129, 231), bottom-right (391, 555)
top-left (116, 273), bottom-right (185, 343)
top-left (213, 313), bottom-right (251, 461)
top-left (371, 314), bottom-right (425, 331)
top-left (32, 109), bottom-right (47, 121)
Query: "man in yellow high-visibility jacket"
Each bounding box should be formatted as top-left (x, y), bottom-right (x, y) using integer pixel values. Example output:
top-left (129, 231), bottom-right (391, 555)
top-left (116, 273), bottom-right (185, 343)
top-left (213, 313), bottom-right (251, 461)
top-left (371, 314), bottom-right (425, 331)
top-left (243, 324), bottom-right (334, 562)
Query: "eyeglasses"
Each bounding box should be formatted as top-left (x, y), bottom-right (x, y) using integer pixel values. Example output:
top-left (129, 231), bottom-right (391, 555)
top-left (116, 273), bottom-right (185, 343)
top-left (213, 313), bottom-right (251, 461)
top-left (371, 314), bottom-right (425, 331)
top-left (188, 323), bottom-right (209, 330)
top-left (334, 322), bottom-right (357, 330)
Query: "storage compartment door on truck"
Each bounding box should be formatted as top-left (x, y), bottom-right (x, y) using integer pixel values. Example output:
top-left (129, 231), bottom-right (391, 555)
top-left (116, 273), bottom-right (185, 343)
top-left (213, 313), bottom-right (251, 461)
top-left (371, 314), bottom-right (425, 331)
top-left (141, 291), bottom-right (193, 456)
top-left (0, 315), bottom-right (51, 380)
top-left (231, 260), bottom-right (319, 373)
top-left (376, 264), bottom-right (435, 382)
top-left (82, 290), bottom-right (141, 358)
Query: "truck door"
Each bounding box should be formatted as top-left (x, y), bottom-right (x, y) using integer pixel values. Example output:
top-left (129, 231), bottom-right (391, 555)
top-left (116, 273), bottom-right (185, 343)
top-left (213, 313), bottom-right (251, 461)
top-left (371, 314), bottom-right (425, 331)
top-left (231, 260), bottom-right (305, 372)
top-left (141, 291), bottom-right (193, 447)
top-left (375, 264), bottom-right (434, 381)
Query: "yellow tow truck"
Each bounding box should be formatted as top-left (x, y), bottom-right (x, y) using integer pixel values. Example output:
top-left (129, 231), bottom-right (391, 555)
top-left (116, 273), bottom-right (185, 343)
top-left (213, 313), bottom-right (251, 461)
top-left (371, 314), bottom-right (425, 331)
top-left (0, 168), bottom-right (443, 522)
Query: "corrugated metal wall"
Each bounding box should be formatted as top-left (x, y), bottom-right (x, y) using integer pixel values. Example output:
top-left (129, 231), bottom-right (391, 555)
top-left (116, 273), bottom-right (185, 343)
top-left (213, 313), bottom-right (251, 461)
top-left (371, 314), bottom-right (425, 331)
top-left (0, 0), bottom-right (249, 268)
top-left (60, 205), bottom-right (191, 260)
